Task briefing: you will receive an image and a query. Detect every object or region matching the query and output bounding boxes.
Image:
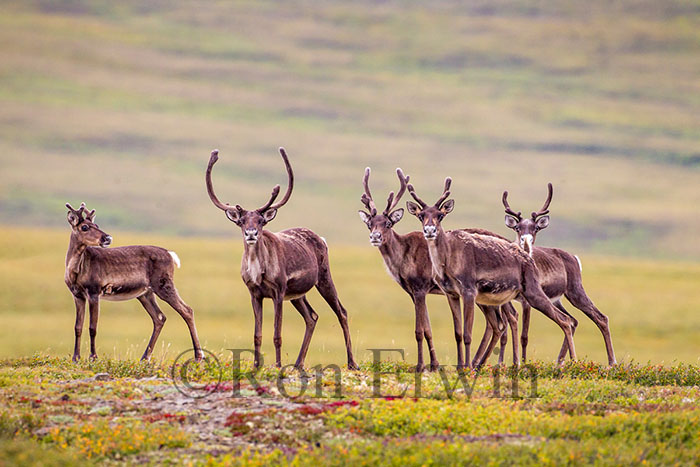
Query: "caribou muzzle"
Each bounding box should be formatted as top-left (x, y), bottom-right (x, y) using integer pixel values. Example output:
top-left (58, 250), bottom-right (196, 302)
top-left (244, 229), bottom-right (259, 245)
top-left (100, 235), bottom-right (112, 247)
top-left (369, 231), bottom-right (382, 247)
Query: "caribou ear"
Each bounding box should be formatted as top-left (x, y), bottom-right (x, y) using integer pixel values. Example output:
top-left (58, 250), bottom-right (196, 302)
top-left (389, 208), bottom-right (404, 224)
top-left (505, 215), bottom-right (518, 229)
top-left (261, 208), bottom-right (277, 224)
top-left (67, 211), bottom-right (80, 227)
top-left (406, 201), bottom-right (421, 216)
top-left (440, 199), bottom-right (454, 214)
top-left (358, 210), bottom-right (371, 225)
top-left (536, 215), bottom-right (550, 230)
top-left (225, 209), bottom-right (242, 225)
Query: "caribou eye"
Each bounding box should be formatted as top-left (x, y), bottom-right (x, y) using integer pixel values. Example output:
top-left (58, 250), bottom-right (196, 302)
top-left (386, 221), bottom-right (392, 228)
top-left (438, 214), bottom-right (444, 221)
top-left (418, 214), bottom-right (424, 221)
top-left (81, 224), bottom-right (89, 231)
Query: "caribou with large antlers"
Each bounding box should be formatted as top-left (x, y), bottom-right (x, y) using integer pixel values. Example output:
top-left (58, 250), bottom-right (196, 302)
top-left (64, 203), bottom-right (202, 362)
top-left (358, 167), bottom-right (513, 371)
top-left (206, 148), bottom-right (358, 370)
top-left (478, 184), bottom-right (616, 365)
top-left (405, 178), bottom-right (578, 369)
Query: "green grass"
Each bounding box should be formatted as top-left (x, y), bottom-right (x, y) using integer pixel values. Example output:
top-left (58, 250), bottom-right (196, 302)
top-left (2, 226), bottom-right (700, 366)
top-left (2, 355), bottom-right (700, 465)
top-left (0, 0), bottom-right (699, 258)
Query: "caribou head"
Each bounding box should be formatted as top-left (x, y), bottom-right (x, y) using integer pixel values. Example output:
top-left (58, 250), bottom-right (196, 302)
top-left (358, 167), bottom-right (409, 247)
top-left (405, 177), bottom-right (454, 241)
top-left (66, 202), bottom-right (112, 247)
top-left (206, 148), bottom-right (294, 245)
top-left (502, 183), bottom-right (552, 255)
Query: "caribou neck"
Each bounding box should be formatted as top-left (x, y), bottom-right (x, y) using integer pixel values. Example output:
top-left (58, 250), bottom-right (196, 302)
top-left (377, 229), bottom-right (409, 280)
top-left (426, 229), bottom-right (449, 279)
top-left (242, 233), bottom-right (273, 285)
top-left (377, 229), bottom-right (405, 262)
top-left (65, 233), bottom-right (89, 279)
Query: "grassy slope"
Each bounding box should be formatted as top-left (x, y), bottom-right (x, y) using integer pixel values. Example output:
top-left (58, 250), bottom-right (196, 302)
top-left (0, 1), bottom-right (699, 258)
top-left (2, 227), bottom-right (699, 365)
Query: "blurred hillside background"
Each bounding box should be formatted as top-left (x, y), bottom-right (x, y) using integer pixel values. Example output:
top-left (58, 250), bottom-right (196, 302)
top-left (1, 0), bottom-right (699, 258)
top-left (1, 1), bottom-right (699, 363)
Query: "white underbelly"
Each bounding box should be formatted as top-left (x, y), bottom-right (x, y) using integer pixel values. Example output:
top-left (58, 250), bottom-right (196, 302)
top-left (549, 295), bottom-right (563, 304)
top-left (101, 287), bottom-right (149, 302)
top-left (284, 292), bottom-right (306, 301)
top-left (476, 290), bottom-right (519, 306)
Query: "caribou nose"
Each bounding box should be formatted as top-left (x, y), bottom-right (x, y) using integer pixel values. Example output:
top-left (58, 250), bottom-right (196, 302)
top-left (244, 229), bottom-right (258, 244)
top-left (423, 225), bottom-right (437, 239)
top-left (101, 235), bottom-right (112, 247)
top-left (369, 231), bottom-right (382, 246)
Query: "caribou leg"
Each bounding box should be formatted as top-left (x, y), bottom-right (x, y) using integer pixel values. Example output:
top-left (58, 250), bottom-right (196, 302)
top-left (154, 280), bottom-right (203, 361)
top-left (414, 294), bottom-right (440, 371)
top-left (137, 292), bottom-right (167, 361)
top-left (520, 301), bottom-right (531, 362)
top-left (88, 296), bottom-right (100, 360)
top-left (554, 301), bottom-right (578, 362)
top-left (315, 264), bottom-right (359, 370)
top-left (502, 302), bottom-right (520, 367)
top-left (291, 296), bottom-right (318, 369)
top-left (445, 294), bottom-right (465, 369)
top-left (472, 304), bottom-right (493, 367)
top-left (72, 296), bottom-right (86, 362)
top-left (565, 287), bottom-right (617, 365)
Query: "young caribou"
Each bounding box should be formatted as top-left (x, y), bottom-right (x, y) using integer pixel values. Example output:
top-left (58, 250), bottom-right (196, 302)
top-left (64, 203), bottom-right (202, 362)
top-left (206, 148), bottom-right (358, 370)
top-left (476, 184), bottom-right (616, 366)
top-left (405, 178), bottom-right (578, 369)
top-left (358, 167), bottom-right (509, 371)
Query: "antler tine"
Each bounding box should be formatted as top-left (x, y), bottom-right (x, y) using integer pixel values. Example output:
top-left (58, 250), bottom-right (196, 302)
top-left (256, 185), bottom-right (281, 213)
top-left (406, 183), bottom-right (428, 208)
top-left (77, 202), bottom-right (87, 218)
top-left (269, 147), bottom-right (294, 210)
top-left (531, 182), bottom-right (553, 219)
top-left (384, 168), bottom-right (409, 214)
top-left (383, 191), bottom-right (395, 214)
top-left (362, 167), bottom-right (378, 215)
top-left (433, 177), bottom-right (452, 207)
top-left (502, 191), bottom-right (522, 219)
top-left (205, 149), bottom-right (235, 212)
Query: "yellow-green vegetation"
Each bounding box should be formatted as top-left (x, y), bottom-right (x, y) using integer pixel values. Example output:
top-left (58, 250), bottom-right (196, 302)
top-left (1, 355), bottom-right (700, 465)
top-left (2, 226), bottom-right (700, 365)
top-left (0, 0), bottom-right (699, 258)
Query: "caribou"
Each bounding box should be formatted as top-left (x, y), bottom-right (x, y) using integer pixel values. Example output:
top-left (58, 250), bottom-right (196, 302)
top-left (206, 148), bottom-right (358, 370)
top-left (64, 203), bottom-right (202, 362)
top-left (358, 167), bottom-right (513, 371)
top-left (405, 178), bottom-right (578, 369)
top-left (475, 184), bottom-right (617, 366)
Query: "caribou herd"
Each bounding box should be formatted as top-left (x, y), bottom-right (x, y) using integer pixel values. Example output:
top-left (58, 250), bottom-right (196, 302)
top-left (64, 148), bottom-right (616, 370)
